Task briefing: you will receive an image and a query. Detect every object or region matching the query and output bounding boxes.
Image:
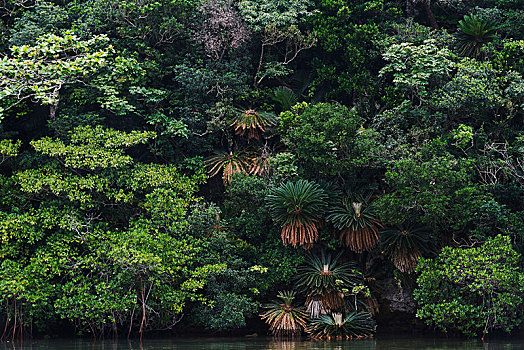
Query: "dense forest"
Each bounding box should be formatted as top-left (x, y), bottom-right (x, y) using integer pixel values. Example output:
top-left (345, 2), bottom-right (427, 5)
top-left (0, 0), bottom-right (523, 341)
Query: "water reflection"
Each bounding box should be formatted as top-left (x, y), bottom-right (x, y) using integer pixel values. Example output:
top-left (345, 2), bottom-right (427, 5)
top-left (0, 337), bottom-right (521, 350)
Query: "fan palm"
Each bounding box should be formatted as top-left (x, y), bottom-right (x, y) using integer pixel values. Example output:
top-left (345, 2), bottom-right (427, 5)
top-left (267, 180), bottom-right (328, 248)
top-left (455, 14), bottom-right (497, 59)
top-left (296, 252), bottom-right (360, 317)
top-left (231, 108), bottom-right (276, 139)
top-left (380, 224), bottom-right (434, 273)
top-left (206, 151), bottom-right (250, 184)
top-left (306, 312), bottom-right (375, 339)
top-left (260, 291), bottom-right (309, 336)
top-left (327, 194), bottom-right (382, 253)
top-left (272, 86), bottom-right (298, 111)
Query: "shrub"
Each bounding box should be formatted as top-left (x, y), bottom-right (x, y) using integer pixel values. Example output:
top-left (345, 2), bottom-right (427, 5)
top-left (414, 235), bottom-right (524, 337)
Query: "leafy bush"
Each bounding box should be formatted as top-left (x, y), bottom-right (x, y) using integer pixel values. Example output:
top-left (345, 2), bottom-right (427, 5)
top-left (414, 235), bottom-right (524, 336)
top-left (279, 102), bottom-right (362, 176)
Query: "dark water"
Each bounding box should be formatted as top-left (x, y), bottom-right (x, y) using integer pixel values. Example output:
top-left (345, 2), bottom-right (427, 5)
top-left (1, 337), bottom-right (524, 350)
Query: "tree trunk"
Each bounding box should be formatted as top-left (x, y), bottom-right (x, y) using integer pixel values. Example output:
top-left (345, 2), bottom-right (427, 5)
top-left (406, 0), bottom-right (439, 30)
top-left (421, 0), bottom-right (438, 29)
top-left (406, 0), bottom-right (416, 17)
top-left (49, 103), bottom-right (58, 124)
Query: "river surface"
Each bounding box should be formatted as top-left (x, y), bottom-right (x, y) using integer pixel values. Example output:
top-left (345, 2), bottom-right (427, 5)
top-left (1, 337), bottom-right (524, 350)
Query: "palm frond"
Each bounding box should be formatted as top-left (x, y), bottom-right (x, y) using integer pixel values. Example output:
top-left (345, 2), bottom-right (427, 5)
top-left (455, 14), bottom-right (497, 59)
top-left (231, 109), bottom-right (277, 139)
top-left (327, 194), bottom-right (382, 253)
top-left (206, 151), bottom-right (250, 184)
top-left (267, 180), bottom-right (328, 248)
top-left (296, 251), bottom-right (360, 317)
top-left (272, 86), bottom-right (298, 111)
top-left (380, 223), bottom-right (434, 273)
top-left (296, 251), bottom-right (359, 297)
top-left (260, 291), bottom-right (309, 336)
top-left (306, 312), bottom-right (375, 339)
top-left (249, 152), bottom-right (271, 176)
top-left (305, 295), bottom-right (328, 319)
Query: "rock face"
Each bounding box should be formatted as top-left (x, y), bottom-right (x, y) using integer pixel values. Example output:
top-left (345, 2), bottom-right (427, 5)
top-left (383, 281), bottom-right (416, 313)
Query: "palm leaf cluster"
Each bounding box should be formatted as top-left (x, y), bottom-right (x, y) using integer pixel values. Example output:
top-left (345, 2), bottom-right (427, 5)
top-left (230, 108), bottom-right (276, 139)
top-left (249, 151), bottom-right (271, 176)
top-left (206, 151), bottom-right (250, 184)
top-left (296, 252), bottom-right (359, 297)
top-left (272, 86), bottom-right (298, 111)
top-left (306, 312), bottom-right (375, 340)
top-left (260, 291), bottom-right (308, 336)
top-left (455, 14), bottom-right (497, 59)
top-left (206, 150), bottom-right (275, 183)
top-left (267, 180), bottom-right (328, 248)
top-left (380, 224), bottom-right (434, 273)
top-left (261, 253), bottom-right (376, 339)
top-left (327, 194), bottom-right (382, 253)
top-left (296, 252), bottom-right (359, 317)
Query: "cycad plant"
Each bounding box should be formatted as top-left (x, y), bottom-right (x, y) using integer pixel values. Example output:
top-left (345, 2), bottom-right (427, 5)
top-left (206, 151), bottom-right (250, 184)
top-left (272, 86), bottom-right (298, 111)
top-left (327, 194), bottom-right (382, 253)
top-left (306, 312), bottom-right (375, 339)
top-left (249, 151), bottom-right (271, 176)
top-left (296, 252), bottom-right (360, 317)
top-left (267, 180), bottom-right (328, 248)
top-left (380, 224), bottom-right (434, 273)
top-left (231, 108), bottom-right (276, 139)
top-left (260, 291), bottom-right (309, 336)
top-left (455, 14), bottom-right (497, 59)
top-left (317, 180), bottom-right (343, 209)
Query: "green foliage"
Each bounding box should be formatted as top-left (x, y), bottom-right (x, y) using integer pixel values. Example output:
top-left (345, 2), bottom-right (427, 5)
top-left (0, 0), bottom-right (522, 338)
top-left (30, 125), bottom-right (155, 170)
top-left (414, 235), bottom-right (524, 336)
top-left (9, 1), bottom-right (70, 46)
top-left (188, 234), bottom-right (260, 331)
top-left (279, 102), bottom-right (362, 176)
top-left (223, 173), bottom-right (304, 295)
top-left (493, 40), bottom-right (524, 74)
top-left (72, 0), bottom-right (194, 47)
top-left (376, 142), bottom-right (491, 232)
top-left (196, 292), bottom-right (258, 330)
top-left (0, 126), bottom-right (228, 337)
top-left (238, 0), bottom-right (312, 31)
top-left (380, 39), bottom-right (455, 100)
top-left (0, 139), bottom-right (20, 161)
top-left (307, 0), bottom-right (398, 99)
top-left (432, 59), bottom-right (524, 126)
top-left (272, 86), bottom-right (297, 112)
top-left (0, 32), bottom-right (113, 116)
